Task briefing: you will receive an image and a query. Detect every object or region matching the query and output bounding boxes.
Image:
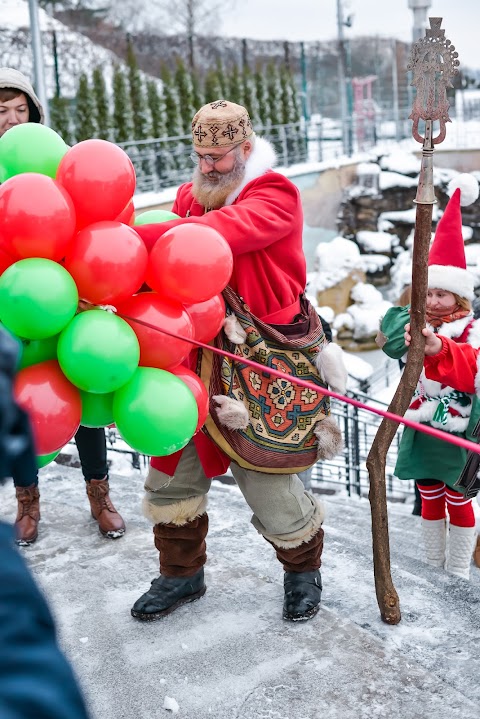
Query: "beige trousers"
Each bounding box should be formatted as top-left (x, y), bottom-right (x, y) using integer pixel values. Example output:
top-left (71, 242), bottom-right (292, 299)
top-left (143, 439), bottom-right (324, 548)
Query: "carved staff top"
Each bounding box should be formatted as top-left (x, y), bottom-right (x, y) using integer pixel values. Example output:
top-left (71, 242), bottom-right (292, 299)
top-left (407, 17), bottom-right (460, 146)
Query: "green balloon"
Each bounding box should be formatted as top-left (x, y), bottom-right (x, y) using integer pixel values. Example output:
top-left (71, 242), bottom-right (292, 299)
top-left (37, 450), bottom-right (60, 469)
top-left (113, 367), bottom-right (198, 456)
top-left (58, 310), bottom-right (140, 393)
top-left (20, 334), bottom-right (59, 370)
top-left (80, 390), bottom-right (115, 428)
top-left (0, 123), bottom-right (68, 179)
top-left (0, 259), bottom-right (78, 339)
top-left (134, 209), bottom-right (180, 225)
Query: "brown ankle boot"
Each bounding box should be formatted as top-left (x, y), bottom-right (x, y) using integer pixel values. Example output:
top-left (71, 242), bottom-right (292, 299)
top-left (15, 484), bottom-right (40, 545)
top-left (86, 478), bottom-right (125, 539)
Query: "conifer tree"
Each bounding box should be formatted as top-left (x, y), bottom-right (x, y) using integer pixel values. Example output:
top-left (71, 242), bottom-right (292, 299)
top-left (226, 63), bottom-right (244, 106)
top-left (215, 57), bottom-right (228, 98)
top-left (280, 67), bottom-right (303, 160)
top-left (92, 66), bottom-right (110, 140)
top-left (161, 66), bottom-right (187, 175)
top-left (112, 65), bottom-right (133, 143)
top-left (266, 62), bottom-right (283, 127)
top-left (191, 71), bottom-right (204, 112)
top-left (161, 67), bottom-right (184, 138)
top-left (204, 67), bottom-right (223, 103)
top-left (50, 95), bottom-right (73, 145)
top-left (254, 64), bottom-right (270, 129)
top-left (147, 80), bottom-right (166, 138)
top-left (74, 72), bottom-right (96, 142)
top-left (127, 40), bottom-right (149, 140)
top-left (174, 57), bottom-right (196, 134)
top-left (242, 66), bottom-right (259, 125)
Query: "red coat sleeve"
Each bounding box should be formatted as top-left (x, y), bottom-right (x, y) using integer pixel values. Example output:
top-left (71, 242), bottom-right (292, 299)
top-left (424, 335), bottom-right (480, 393)
top-left (135, 174), bottom-right (302, 257)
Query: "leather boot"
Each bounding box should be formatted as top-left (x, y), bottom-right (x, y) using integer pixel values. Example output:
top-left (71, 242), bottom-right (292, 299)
top-left (131, 513), bottom-right (208, 621)
top-left (15, 484), bottom-right (40, 545)
top-left (86, 478), bottom-right (125, 539)
top-left (270, 528), bottom-right (324, 621)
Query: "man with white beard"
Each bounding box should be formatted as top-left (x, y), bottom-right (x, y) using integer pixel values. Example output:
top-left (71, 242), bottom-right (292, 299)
top-left (133, 100), bottom-right (345, 623)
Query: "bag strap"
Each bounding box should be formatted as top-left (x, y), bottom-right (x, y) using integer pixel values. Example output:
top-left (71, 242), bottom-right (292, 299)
top-left (221, 286), bottom-right (325, 348)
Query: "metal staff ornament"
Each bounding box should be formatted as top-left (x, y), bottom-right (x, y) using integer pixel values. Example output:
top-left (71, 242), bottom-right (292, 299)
top-left (366, 17), bottom-right (459, 626)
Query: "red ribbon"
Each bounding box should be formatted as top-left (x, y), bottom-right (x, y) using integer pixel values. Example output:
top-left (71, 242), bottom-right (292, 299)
top-left (118, 312), bottom-right (480, 456)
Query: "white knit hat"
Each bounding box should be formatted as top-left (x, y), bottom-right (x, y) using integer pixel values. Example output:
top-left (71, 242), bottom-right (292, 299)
top-left (0, 67), bottom-right (44, 124)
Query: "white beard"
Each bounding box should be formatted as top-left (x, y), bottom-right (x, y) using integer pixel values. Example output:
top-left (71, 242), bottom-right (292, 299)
top-left (192, 156), bottom-right (246, 209)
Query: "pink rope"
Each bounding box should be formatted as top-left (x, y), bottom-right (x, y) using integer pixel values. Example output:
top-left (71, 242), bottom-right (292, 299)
top-left (118, 313), bottom-right (480, 456)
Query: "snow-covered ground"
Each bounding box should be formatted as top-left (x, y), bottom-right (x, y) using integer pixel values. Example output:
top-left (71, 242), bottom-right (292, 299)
top-left (2, 459), bottom-right (480, 719)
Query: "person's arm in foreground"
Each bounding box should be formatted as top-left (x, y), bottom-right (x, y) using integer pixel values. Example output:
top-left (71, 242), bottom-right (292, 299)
top-left (404, 323), bottom-right (479, 394)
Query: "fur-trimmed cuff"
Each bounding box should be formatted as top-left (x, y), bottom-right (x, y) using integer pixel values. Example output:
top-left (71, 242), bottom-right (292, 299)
top-left (314, 416), bottom-right (343, 460)
top-left (315, 342), bottom-right (348, 394)
top-left (262, 497), bottom-right (325, 549)
top-left (213, 395), bottom-right (250, 430)
top-left (223, 314), bottom-right (247, 344)
top-left (142, 495), bottom-right (207, 525)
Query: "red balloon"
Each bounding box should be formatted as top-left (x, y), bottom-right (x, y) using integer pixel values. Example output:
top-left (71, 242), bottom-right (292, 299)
top-left (146, 223), bottom-right (233, 304)
top-left (171, 365), bottom-right (209, 431)
top-left (56, 139), bottom-right (136, 230)
top-left (14, 360), bottom-right (82, 455)
top-left (116, 292), bottom-right (194, 370)
top-left (64, 221), bottom-right (148, 305)
top-left (185, 294), bottom-right (226, 344)
top-left (0, 173), bottom-right (76, 261)
top-left (116, 199), bottom-right (135, 225)
top-left (0, 245), bottom-right (16, 276)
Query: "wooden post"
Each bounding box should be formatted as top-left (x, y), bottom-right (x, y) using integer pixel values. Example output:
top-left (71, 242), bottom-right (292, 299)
top-left (366, 18), bottom-right (460, 625)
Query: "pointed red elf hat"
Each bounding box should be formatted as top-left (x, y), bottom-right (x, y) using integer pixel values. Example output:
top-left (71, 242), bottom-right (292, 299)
top-left (428, 174), bottom-right (479, 300)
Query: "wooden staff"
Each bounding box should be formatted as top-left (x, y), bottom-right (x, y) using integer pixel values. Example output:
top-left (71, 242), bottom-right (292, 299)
top-left (366, 18), bottom-right (460, 624)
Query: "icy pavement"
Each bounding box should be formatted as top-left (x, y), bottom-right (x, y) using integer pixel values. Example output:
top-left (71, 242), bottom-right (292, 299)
top-left (2, 463), bottom-right (480, 719)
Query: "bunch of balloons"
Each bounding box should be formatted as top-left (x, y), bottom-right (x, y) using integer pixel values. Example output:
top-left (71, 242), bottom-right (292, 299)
top-left (0, 124), bottom-right (233, 466)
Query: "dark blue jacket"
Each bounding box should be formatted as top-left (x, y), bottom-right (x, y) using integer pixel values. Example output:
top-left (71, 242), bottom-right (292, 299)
top-left (0, 522), bottom-right (90, 719)
top-left (0, 326), bottom-right (89, 718)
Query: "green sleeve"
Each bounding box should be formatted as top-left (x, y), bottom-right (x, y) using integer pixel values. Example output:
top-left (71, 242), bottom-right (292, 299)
top-left (376, 306), bottom-right (410, 360)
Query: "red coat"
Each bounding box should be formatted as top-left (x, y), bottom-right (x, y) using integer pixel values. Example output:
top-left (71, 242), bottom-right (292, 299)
top-left (424, 335), bottom-right (480, 394)
top-left (136, 164), bottom-right (307, 478)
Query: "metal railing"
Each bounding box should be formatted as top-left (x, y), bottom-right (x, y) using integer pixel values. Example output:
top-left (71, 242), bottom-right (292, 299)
top-left (102, 380), bottom-right (410, 502)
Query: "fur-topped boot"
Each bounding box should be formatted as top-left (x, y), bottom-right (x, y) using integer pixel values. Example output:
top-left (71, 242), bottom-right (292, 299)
top-left (131, 496), bottom-right (208, 621)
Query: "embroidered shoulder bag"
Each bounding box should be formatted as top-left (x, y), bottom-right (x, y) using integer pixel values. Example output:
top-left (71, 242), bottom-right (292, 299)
top-left (198, 286), bottom-right (339, 474)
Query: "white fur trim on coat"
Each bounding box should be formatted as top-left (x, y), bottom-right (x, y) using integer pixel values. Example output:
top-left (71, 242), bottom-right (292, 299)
top-left (224, 136), bottom-right (278, 206)
top-left (315, 342), bottom-right (348, 394)
top-left (213, 395), bottom-right (250, 430)
top-left (314, 416), bottom-right (344, 460)
top-left (223, 314), bottom-right (247, 344)
top-left (142, 494), bottom-right (207, 526)
top-left (262, 497), bottom-right (325, 549)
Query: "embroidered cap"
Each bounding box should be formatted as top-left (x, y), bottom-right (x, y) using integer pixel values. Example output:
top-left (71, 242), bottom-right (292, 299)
top-left (191, 99), bottom-right (253, 148)
top-left (428, 173), bottom-right (479, 301)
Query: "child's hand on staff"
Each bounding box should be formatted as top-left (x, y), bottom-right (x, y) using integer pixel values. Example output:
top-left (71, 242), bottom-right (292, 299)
top-left (404, 323), bottom-right (443, 355)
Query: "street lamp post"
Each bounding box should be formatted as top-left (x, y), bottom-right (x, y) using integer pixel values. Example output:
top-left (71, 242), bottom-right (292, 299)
top-left (336, 0), bottom-right (353, 156)
top-left (27, 0), bottom-right (50, 125)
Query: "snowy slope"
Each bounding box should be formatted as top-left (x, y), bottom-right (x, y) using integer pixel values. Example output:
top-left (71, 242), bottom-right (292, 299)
top-left (0, 0), bottom-right (128, 96)
top-left (2, 462), bottom-right (480, 719)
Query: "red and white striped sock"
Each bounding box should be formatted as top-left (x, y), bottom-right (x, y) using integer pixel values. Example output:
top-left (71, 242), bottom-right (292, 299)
top-left (417, 483), bottom-right (446, 521)
top-left (445, 488), bottom-right (475, 527)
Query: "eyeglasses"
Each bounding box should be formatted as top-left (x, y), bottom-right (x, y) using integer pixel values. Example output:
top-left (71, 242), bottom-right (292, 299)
top-left (190, 145), bottom-right (237, 166)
